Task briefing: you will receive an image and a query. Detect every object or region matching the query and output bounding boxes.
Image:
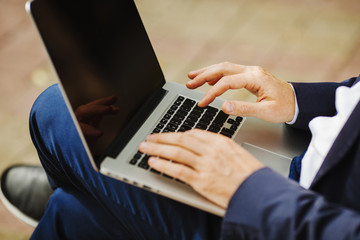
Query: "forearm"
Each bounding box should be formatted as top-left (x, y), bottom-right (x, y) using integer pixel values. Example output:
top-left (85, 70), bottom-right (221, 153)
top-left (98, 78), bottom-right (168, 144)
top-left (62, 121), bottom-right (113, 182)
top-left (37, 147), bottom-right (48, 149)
top-left (222, 168), bottom-right (360, 240)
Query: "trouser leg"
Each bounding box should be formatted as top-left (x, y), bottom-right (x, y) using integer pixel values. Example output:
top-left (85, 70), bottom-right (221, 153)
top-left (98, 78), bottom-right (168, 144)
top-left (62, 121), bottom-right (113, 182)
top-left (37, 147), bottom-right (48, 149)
top-left (29, 84), bottom-right (221, 239)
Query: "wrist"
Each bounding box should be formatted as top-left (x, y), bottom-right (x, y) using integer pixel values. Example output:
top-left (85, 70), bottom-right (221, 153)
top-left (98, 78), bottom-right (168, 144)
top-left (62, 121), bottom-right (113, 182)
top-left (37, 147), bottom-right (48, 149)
top-left (286, 83), bottom-right (299, 124)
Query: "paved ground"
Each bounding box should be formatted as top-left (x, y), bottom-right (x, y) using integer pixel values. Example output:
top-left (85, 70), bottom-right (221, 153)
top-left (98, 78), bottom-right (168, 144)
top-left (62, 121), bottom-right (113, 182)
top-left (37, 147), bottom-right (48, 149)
top-left (0, 0), bottom-right (359, 238)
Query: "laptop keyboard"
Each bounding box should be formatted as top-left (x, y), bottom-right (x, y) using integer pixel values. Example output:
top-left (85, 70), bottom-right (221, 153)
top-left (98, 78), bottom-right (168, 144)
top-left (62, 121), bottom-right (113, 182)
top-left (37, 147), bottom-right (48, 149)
top-left (129, 95), bottom-right (244, 179)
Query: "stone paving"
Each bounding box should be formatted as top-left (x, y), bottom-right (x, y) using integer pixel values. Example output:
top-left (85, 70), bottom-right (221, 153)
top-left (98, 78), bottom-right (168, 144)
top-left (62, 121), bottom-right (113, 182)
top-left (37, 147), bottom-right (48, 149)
top-left (0, 0), bottom-right (359, 238)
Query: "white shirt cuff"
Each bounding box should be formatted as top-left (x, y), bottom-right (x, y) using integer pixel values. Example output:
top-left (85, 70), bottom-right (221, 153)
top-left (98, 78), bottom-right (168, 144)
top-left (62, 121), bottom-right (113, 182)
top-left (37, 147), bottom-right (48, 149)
top-left (286, 83), bottom-right (299, 125)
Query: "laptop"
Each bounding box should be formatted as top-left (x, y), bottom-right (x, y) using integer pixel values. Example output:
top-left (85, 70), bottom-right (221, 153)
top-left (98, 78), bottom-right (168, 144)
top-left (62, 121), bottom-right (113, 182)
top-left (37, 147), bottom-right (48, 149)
top-left (27, 0), bottom-right (306, 216)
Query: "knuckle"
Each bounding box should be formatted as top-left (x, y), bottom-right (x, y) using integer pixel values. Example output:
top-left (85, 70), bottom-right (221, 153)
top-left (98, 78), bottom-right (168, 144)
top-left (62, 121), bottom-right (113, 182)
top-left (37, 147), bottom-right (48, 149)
top-left (173, 148), bottom-right (183, 159)
top-left (215, 76), bottom-right (231, 91)
top-left (221, 75), bottom-right (232, 84)
top-left (174, 165), bottom-right (189, 180)
top-left (251, 66), bottom-right (264, 75)
top-left (188, 128), bottom-right (201, 136)
top-left (253, 65), bottom-right (263, 72)
top-left (252, 70), bottom-right (263, 79)
top-left (220, 61), bottom-right (232, 69)
top-left (177, 133), bottom-right (188, 145)
top-left (196, 175), bottom-right (213, 191)
top-left (238, 104), bottom-right (249, 114)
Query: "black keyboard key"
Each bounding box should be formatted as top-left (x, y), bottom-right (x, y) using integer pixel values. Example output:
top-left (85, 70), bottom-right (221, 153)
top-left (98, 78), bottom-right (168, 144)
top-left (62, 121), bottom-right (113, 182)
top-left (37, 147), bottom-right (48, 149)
top-left (177, 96), bottom-right (185, 101)
top-left (165, 124), bottom-right (178, 131)
top-left (167, 109), bottom-right (175, 115)
top-left (139, 163), bottom-right (150, 169)
top-left (183, 120), bottom-right (195, 127)
top-left (179, 124), bottom-right (192, 131)
top-left (171, 105), bottom-right (178, 111)
top-left (170, 118), bottom-right (182, 126)
top-left (163, 114), bottom-right (172, 119)
top-left (186, 114), bottom-right (199, 122)
top-left (221, 128), bottom-right (235, 137)
top-left (178, 127), bottom-right (186, 132)
top-left (174, 100), bottom-right (183, 106)
top-left (227, 118), bottom-right (235, 124)
top-left (192, 106), bottom-right (205, 114)
top-left (199, 117), bottom-right (211, 125)
top-left (134, 152), bottom-right (142, 159)
top-left (152, 128), bottom-right (161, 133)
top-left (214, 111), bottom-right (229, 124)
top-left (208, 125), bottom-right (221, 133)
top-left (189, 111), bottom-right (201, 118)
top-left (139, 155), bottom-right (150, 169)
top-left (211, 121), bottom-right (222, 128)
top-left (173, 114), bottom-right (185, 121)
top-left (220, 131), bottom-right (232, 138)
top-left (160, 118), bottom-right (168, 124)
top-left (222, 128), bottom-right (235, 135)
top-left (203, 112), bottom-right (215, 120)
top-left (230, 125), bottom-right (238, 131)
top-left (205, 106), bottom-right (218, 113)
top-left (233, 121), bottom-right (240, 126)
top-left (140, 154), bottom-right (150, 162)
top-left (180, 105), bottom-right (192, 112)
top-left (130, 158), bottom-right (139, 165)
top-left (236, 117), bottom-right (243, 122)
top-left (183, 99), bottom-right (196, 107)
top-left (234, 117), bottom-right (243, 126)
top-left (176, 109), bottom-right (188, 117)
top-left (157, 123), bottom-right (165, 129)
top-left (195, 123), bottom-right (207, 130)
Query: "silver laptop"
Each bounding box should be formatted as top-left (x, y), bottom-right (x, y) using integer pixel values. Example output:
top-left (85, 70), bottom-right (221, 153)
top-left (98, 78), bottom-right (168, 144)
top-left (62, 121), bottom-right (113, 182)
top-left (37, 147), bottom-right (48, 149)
top-left (27, 0), bottom-right (306, 216)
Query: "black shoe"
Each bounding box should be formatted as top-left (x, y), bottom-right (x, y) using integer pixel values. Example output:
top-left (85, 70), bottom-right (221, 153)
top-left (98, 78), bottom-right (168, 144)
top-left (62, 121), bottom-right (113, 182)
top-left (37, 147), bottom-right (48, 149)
top-left (0, 165), bottom-right (53, 227)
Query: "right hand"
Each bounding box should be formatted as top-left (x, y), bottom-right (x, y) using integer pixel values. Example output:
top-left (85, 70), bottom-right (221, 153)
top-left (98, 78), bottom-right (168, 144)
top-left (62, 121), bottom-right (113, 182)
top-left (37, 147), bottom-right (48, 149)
top-left (186, 62), bottom-right (296, 123)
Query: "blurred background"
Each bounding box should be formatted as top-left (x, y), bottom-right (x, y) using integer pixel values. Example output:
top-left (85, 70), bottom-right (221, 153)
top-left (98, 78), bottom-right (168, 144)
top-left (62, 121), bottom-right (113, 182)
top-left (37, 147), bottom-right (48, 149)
top-left (0, 0), bottom-right (359, 238)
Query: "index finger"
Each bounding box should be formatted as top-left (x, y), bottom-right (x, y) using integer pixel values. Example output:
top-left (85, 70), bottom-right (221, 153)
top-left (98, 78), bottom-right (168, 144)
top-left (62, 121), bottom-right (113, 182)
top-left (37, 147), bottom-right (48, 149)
top-left (187, 64), bottom-right (218, 79)
top-left (198, 73), bottom-right (249, 107)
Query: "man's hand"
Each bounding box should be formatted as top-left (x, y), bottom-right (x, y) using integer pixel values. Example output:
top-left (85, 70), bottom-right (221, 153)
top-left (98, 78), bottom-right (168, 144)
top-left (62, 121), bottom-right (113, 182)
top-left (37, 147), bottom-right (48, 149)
top-left (187, 62), bottom-right (295, 123)
top-left (139, 129), bottom-right (264, 209)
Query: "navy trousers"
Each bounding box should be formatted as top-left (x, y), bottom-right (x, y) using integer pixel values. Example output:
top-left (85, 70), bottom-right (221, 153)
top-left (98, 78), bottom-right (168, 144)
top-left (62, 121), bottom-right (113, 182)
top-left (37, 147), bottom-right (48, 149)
top-left (29, 84), bottom-right (222, 239)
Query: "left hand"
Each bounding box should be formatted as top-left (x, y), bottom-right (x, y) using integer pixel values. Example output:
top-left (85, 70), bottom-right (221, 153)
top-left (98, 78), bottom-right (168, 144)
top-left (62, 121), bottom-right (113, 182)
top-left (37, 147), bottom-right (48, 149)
top-left (139, 129), bottom-right (264, 209)
top-left (186, 62), bottom-right (295, 123)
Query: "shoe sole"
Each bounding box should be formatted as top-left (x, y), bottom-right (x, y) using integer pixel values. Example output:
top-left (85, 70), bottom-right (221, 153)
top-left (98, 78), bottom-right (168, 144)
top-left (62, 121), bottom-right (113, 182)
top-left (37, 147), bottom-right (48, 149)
top-left (0, 178), bottom-right (39, 228)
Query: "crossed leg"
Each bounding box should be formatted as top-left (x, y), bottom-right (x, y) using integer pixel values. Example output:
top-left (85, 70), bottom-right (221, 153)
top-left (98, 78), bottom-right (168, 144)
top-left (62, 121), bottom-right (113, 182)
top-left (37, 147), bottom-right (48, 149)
top-left (29, 84), bottom-right (221, 239)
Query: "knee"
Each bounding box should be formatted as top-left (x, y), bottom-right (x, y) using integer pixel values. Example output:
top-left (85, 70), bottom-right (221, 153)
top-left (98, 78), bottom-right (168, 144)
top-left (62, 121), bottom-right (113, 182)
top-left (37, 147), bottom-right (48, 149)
top-left (30, 84), bottom-right (63, 124)
top-left (29, 83), bottom-right (72, 155)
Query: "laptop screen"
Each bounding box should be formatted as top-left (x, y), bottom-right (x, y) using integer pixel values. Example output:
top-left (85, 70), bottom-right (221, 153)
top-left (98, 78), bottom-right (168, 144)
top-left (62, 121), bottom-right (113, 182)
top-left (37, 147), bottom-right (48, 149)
top-left (30, 0), bottom-right (166, 162)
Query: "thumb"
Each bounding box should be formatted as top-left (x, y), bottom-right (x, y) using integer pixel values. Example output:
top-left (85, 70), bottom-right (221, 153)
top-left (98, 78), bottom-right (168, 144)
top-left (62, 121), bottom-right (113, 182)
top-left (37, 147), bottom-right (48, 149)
top-left (222, 101), bottom-right (261, 118)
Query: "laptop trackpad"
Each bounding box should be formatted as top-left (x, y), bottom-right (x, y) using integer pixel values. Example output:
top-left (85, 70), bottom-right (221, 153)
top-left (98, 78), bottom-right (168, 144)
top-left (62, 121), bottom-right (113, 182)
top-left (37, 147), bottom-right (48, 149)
top-left (242, 143), bottom-right (291, 178)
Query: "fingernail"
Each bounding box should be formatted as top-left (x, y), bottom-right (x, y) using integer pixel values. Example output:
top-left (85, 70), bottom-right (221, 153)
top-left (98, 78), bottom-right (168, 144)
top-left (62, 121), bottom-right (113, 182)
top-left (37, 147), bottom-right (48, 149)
top-left (139, 142), bottom-right (148, 151)
top-left (148, 157), bottom-right (157, 165)
top-left (224, 102), bottom-right (234, 113)
top-left (146, 134), bottom-right (154, 141)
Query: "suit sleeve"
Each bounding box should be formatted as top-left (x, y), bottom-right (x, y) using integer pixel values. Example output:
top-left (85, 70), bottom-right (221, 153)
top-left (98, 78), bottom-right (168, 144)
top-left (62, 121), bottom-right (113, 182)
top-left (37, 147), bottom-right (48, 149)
top-left (290, 76), bottom-right (359, 130)
top-left (221, 168), bottom-right (360, 240)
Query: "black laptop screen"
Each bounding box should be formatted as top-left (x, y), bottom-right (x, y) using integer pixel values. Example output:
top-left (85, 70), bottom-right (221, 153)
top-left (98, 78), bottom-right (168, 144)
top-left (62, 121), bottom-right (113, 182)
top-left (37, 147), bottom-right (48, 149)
top-left (30, 0), bottom-right (166, 162)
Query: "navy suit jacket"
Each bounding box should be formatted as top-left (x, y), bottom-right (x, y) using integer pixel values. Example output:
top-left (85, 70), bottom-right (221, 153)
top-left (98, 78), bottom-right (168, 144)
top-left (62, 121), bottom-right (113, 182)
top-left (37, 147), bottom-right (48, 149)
top-left (221, 76), bottom-right (360, 240)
